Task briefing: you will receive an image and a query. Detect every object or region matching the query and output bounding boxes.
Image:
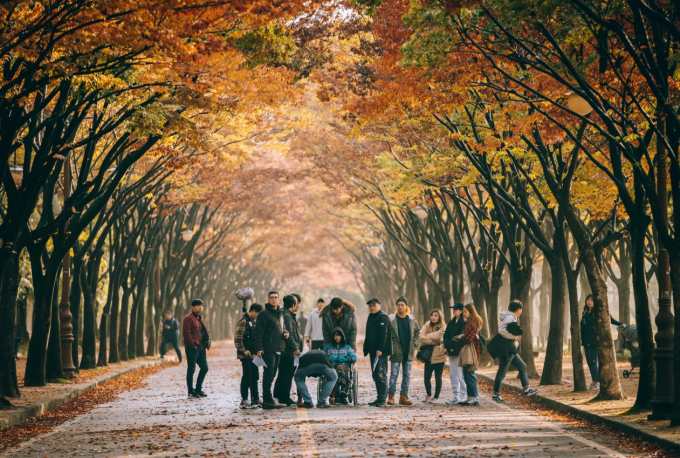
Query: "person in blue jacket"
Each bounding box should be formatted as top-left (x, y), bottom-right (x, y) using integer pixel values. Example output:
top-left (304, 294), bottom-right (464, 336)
top-left (324, 328), bottom-right (357, 404)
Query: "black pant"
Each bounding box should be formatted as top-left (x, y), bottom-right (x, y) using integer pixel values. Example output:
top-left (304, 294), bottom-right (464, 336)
top-left (160, 336), bottom-right (182, 362)
top-left (273, 355), bottom-right (296, 402)
top-left (240, 358), bottom-right (260, 402)
top-left (311, 340), bottom-right (325, 350)
top-left (370, 352), bottom-right (388, 402)
top-left (262, 352), bottom-right (280, 403)
top-left (185, 347), bottom-right (208, 393)
top-left (424, 361), bottom-right (445, 398)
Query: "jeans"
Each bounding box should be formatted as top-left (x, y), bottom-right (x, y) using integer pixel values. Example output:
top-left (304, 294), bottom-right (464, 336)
top-left (584, 346), bottom-right (599, 383)
top-left (261, 353), bottom-right (280, 403)
top-left (185, 347), bottom-right (208, 393)
top-left (240, 358), bottom-right (260, 402)
top-left (370, 352), bottom-right (389, 402)
top-left (463, 366), bottom-right (478, 398)
top-left (448, 356), bottom-right (466, 397)
top-left (424, 361), bottom-right (444, 398)
top-left (388, 360), bottom-right (412, 396)
top-left (295, 363), bottom-right (338, 403)
top-left (494, 354), bottom-right (530, 394)
top-left (273, 355), bottom-right (296, 402)
top-left (160, 336), bottom-right (182, 362)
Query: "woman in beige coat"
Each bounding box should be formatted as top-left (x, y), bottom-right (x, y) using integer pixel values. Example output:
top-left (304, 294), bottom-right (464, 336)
top-left (420, 309), bottom-right (447, 403)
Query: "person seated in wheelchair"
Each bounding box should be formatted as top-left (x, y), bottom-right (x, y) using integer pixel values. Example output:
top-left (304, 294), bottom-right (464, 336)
top-left (323, 328), bottom-right (357, 404)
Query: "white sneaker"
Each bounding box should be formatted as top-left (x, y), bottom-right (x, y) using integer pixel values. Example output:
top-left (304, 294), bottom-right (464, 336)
top-left (457, 394), bottom-right (467, 403)
top-left (445, 398), bottom-right (457, 405)
top-left (588, 383), bottom-right (598, 391)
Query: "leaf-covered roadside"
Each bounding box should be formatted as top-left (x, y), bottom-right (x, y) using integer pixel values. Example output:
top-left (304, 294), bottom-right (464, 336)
top-left (0, 361), bottom-right (173, 452)
top-left (476, 378), bottom-right (680, 458)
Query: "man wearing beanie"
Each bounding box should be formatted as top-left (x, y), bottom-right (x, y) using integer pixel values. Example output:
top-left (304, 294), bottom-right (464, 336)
top-left (443, 302), bottom-right (467, 404)
top-left (387, 296), bottom-right (420, 406)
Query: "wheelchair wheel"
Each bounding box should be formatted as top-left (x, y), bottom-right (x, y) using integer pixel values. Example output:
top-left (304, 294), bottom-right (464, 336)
top-left (352, 368), bottom-right (358, 406)
top-left (317, 376), bottom-right (324, 401)
top-left (623, 370), bottom-right (630, 379)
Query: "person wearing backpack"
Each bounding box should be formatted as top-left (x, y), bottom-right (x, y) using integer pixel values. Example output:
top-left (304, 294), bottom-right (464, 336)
top-left (491, 300), bottom-right (539, 403)
top-left (235, 303), bottom-right (264, 409)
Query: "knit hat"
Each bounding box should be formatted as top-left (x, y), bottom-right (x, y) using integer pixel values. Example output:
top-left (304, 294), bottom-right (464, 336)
top-left (451, 302), bottom-right (464, 310)
top-left (396, 296), bottom-right (408, 305)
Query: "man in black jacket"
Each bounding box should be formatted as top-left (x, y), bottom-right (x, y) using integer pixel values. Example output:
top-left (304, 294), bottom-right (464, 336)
top-left (253, 291), bottom-right (290, 409)
top-left (294, 350), bottom-right (337, 408)
top-left (363, 298), bottom-right (391, 407)
top-left (273, 295), bottom-right (302, 406)
top-left (443, 302), bottom-right (466, 404)
top-left (160, 311), bottom-right (182, 363)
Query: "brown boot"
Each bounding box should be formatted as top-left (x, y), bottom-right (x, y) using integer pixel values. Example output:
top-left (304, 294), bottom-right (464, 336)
top-left (386, 394), bottom-right (395, 405)
top-left (399, 393), bottom-right (412, 405)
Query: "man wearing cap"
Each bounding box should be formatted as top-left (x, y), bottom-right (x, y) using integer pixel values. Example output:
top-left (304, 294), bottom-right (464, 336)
top-left (183, 299), bottom-right (210, 399)
top-left (363, 298), bottom-right (392, 407)
top-left (387, 296), bottom-right (420, 406)
top-left (443, 302), bottom-right (467, 404)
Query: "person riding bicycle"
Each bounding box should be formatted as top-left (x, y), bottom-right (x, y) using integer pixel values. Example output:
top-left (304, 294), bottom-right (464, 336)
top-left (323, 328), bottom-right (357, 404)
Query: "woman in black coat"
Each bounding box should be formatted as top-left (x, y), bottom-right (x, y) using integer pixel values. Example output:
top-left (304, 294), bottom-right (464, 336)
top-left (580, 294), bottom-right (625, 391)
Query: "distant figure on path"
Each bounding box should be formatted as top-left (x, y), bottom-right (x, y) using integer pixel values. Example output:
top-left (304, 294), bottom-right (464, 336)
top-left (160, 310), bottom-right (182, 363)
top-left (183, 299), bottom-right (210, 399)
top-left (305, 298), bottom-right (326, 350)
top-left (235, 302), bottom-right (264, 409)
top-left (363, 297), bottom-right (391, 407)
top-left (294, 293), bottom-right (307, 341)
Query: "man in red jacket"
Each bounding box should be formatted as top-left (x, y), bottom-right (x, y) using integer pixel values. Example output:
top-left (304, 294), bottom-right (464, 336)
top-left (183, 299), bottom-right (210, 398)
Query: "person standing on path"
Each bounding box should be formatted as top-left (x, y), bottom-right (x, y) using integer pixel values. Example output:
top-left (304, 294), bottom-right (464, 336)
top-left (491, 300), bottom-right (539, 403)
top-left (458, 303), bottom-right (482, 406)
top-left (419, 309), bottom-right (446, 404)
top-left (387, 296), bottom-right (420, 406)
top-left (294, 349), bottom-right (338, 409)
top-left (443, 302), bottom-right (467, 404)
top-left (294, 293), bottom-right (306, 342)
top-left (321, 297), bottom-right (358, 352)
top-left (183, 299), bottom-right (210, 399)
top-left (363, 298), bottom-right (392, 407)
top-left (235, 302), bottom-right (264, 409)
top-left (253, 291), bottom-right (290, 409)
top-left (273, 295), bottom-right (302, 406)
top-left (160, 310), bottom-right (182, 363)
top-left (305, 298), bottom-right (326, 350)
top-left (580, 294), bottom-right (626, 391)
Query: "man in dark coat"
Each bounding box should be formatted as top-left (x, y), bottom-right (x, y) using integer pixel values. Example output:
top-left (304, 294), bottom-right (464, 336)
top-left (183, 299), bottom-right (210, 398)
top-left (443, 302), bottom-right (466, 404)
top-left (160, 310), bottom-right (182, 363)
top-left (235, 303), bottom-right (264, 409)
top-left (363, 298), bottom-right (392, 407)
top-left (273, 295), bottom-right (302, 406)
top-left (253, 291), bottom-right (290, 409)
top-left (321, 297), bottom-right (358, 352)
top-left (294, 350), bottom-right (337, 408)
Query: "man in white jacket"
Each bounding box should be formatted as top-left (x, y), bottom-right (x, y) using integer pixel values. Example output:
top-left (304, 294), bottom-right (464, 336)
top-left (305, 298), bottom-right (326, 350)
top-left (493, 300), bottom-right (539, 403)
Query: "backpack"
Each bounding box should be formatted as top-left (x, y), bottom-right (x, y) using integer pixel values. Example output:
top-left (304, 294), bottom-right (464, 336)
top-left (478, 333), bottom-right (488, 353)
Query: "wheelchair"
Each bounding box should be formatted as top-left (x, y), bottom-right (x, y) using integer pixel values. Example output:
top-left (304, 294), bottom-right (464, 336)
top-left (317, 363), bottom-right (358, 406)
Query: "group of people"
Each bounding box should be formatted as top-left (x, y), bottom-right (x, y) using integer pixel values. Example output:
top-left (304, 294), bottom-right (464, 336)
top-left (227, 292), bottom-right (544, 409)
top-left (165, 290), bottom-right (621, 406)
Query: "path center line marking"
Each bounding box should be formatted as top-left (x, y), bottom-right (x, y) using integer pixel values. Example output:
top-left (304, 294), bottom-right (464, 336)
top-left (296, 408), bottom-right (318, 458)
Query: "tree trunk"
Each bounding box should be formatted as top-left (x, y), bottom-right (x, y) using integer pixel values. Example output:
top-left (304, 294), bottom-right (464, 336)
top-left (539, 258), bottom-right (551, 348)
top-left (70, 254), bottom-right (83, 372)
top-left (630, 212), bottom-right (655, 409)
top-left (540, 253), bottom-right (566, 385)
top-left (45, 280), bottom-right (65, 381)
top-left (565, 263), bottom-right (588, 391)
top-left (0, 253), bottom-right (21, 397)
top-left (136, 289), bottom-right (146, 357)
top-left (117, 284), bottom-right (130, 361)
top-left (80, 257), bottom-right (98, 370)
top-left (108, 283), bottom-right (120, 364)
top-left (510, 248), bottom-right (539, 378)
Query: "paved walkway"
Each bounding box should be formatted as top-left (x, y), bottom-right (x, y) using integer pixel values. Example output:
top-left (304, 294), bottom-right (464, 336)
top-left (2, 343), bottom-right (677, 457)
